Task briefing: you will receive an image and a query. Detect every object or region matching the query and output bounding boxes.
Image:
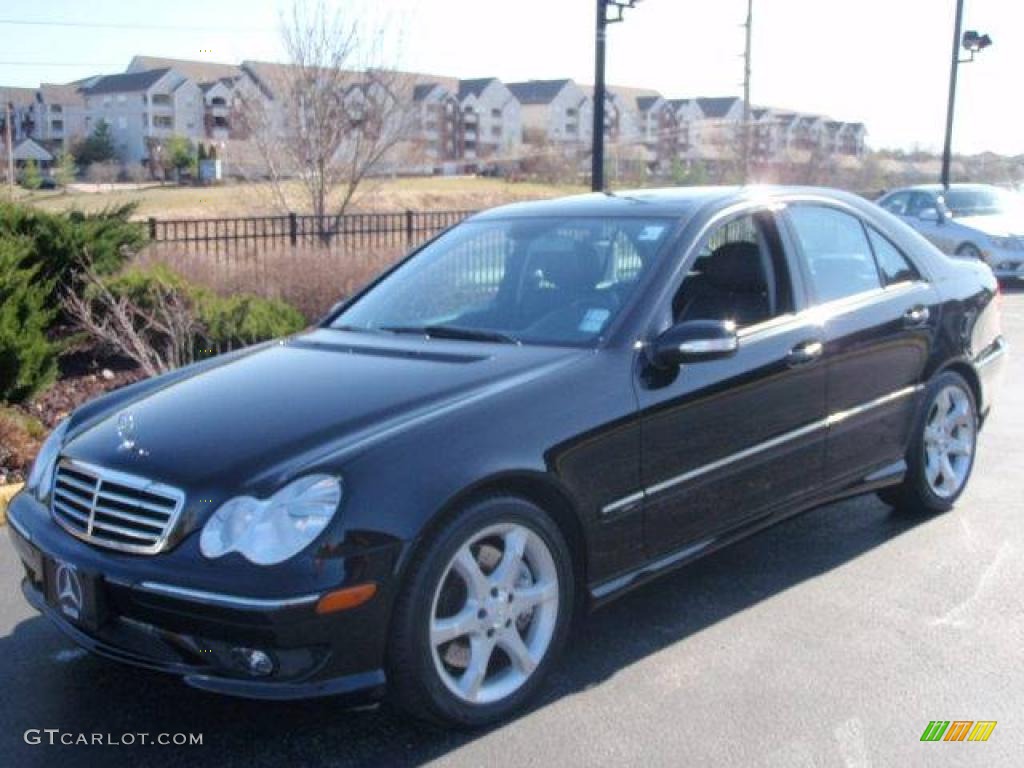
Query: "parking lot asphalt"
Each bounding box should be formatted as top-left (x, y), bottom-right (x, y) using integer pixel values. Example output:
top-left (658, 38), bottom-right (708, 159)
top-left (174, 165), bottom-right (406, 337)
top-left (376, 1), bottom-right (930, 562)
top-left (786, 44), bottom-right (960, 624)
top-left (2, 286), bottom-right (1022, 768)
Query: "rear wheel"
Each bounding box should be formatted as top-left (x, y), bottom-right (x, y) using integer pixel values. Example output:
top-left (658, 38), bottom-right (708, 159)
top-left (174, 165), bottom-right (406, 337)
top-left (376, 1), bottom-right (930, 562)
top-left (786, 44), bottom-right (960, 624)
top-left (878, 371), bottom-right (978, 513)
top-left (387, 496), bottom-right (573, 727)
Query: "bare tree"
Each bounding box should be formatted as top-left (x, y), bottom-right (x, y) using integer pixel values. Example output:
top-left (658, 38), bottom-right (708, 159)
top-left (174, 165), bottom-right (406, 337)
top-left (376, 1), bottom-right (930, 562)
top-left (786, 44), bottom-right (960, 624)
top-left (235, 0), bottom-right (411, 234)
top-left (63, 262), bottom-right (200, 376)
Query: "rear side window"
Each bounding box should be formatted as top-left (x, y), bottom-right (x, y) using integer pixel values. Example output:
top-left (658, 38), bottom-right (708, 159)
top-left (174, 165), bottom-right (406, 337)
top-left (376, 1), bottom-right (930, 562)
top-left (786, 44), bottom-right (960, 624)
top-left (788, 205), bottom-right (881, 303)
top-left (866, 227), bottom-right (920, 285)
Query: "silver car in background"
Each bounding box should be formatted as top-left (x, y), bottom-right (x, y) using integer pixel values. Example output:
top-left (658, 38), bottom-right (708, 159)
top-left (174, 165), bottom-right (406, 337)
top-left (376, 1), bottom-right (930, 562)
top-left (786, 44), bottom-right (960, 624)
top-left (877, 183), bottom-right (1024, 280)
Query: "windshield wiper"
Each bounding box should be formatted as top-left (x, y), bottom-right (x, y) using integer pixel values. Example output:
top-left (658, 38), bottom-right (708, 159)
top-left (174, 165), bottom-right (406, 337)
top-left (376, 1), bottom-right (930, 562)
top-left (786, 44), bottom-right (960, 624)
top-left (380, 325), bottom-right (520, 344)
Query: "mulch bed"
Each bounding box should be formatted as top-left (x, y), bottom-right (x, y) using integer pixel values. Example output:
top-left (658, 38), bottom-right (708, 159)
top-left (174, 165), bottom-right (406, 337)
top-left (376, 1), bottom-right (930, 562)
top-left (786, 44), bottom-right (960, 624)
top-left (1, 349), bottom-right (145, 484)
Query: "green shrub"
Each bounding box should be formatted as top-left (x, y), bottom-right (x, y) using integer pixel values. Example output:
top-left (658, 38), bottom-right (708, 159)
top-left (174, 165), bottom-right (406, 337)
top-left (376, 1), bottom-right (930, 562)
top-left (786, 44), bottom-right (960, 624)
top-left (0, 203), bottom-right (147, 294)
top-left (198, 293), bottom-right (307, 354)
top-left (84, 265), bottom-right (306, 370)
top-left (0, 239), bottom-right (58, 403)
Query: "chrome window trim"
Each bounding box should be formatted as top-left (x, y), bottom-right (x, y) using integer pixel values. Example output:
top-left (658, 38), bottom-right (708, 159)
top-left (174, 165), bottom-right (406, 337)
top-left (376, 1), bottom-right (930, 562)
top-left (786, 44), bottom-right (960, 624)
top-left (50, 458), bottom-right (186, 555)
top-left (135, 581), bottom-right (319, 611)
top-left (600, 384), bottom-right (923, 516)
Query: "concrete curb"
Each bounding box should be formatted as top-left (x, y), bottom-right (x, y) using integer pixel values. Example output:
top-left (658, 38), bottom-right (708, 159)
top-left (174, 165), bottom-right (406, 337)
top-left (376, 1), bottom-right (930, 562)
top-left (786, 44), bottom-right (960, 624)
top-left (0, 483), bottom-right (25, 526)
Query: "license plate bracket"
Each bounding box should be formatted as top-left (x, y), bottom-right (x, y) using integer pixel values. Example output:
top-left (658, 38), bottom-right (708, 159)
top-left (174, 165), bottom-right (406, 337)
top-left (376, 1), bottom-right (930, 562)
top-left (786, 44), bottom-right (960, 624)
top-left (44, 558), bottom-right (108, 631)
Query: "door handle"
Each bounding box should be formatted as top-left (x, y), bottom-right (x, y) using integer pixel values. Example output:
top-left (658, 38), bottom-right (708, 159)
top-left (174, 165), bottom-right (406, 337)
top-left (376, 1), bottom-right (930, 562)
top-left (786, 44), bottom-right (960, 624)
top-left (787, 340), bottom-right (824, 367)
top-left (903, 305), bottom-right (930, 327)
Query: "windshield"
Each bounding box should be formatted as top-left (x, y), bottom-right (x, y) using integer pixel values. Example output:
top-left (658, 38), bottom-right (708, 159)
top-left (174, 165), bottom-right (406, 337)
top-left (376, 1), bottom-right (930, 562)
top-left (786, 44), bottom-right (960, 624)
top-left (332, 216), bottom-right (676, 345)
top-left (941, 187), bottom-right (1024, 218)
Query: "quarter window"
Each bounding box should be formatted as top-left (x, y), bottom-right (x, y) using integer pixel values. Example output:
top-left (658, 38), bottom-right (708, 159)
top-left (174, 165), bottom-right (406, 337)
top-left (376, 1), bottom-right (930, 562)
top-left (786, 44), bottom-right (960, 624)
top-left (867, 227), bottom-right (920, 285)
top-left (788, 205), bottom-right (881, 303)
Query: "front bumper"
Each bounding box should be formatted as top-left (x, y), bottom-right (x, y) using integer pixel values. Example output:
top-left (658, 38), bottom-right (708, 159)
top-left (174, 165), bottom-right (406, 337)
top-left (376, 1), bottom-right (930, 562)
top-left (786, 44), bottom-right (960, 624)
top-left (6, 492), bottom-right (396, 701)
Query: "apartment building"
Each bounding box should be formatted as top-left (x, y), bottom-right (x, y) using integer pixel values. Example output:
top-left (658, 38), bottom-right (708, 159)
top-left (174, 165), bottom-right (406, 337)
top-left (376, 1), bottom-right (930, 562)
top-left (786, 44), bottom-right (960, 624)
top-left (457, 78), bottom-right (522, 161)
top-left (507, 79), bottom-right (592, 146)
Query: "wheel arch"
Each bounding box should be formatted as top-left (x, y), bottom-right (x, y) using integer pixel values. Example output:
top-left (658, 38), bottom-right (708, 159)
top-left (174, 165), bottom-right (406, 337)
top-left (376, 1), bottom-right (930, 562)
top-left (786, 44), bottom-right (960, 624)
top-left (933, 358), bottom-right (983, 413)
top-left (393, 470), bottom-right (589, 613)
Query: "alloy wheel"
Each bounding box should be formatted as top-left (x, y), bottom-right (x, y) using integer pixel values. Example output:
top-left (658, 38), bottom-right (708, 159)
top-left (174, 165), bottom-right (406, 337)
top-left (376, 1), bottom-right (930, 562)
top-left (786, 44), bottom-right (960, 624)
top-left (429, 522), bottom-right (560, 705)
top-left (922, 384), bottom-right (976, 499)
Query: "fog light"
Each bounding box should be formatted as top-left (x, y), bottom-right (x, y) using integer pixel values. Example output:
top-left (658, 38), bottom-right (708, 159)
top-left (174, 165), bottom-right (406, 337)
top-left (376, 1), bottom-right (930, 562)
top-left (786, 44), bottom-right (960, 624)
top-left (232, 647), bottom-right (275, 677)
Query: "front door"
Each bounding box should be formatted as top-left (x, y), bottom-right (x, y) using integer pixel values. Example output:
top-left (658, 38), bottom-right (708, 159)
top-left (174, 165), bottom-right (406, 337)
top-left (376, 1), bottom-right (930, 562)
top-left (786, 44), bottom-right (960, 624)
top-left (637, 208), bottom-right (828, 557)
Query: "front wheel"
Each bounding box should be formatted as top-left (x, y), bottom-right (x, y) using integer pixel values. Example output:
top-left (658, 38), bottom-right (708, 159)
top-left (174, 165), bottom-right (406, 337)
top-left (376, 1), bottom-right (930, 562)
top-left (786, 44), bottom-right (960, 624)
top-left (956, 243), bottom-right (983, 261)
top-left (387, 496), bottom-right (574, 727)
top-left (878, 371), bottom-right (978, 513)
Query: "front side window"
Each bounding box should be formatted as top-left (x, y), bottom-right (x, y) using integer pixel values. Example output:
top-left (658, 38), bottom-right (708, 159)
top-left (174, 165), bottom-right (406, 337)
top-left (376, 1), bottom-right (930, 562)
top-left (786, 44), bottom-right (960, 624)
top-left (788, 205), bottom-right (881, 303)
top-left (906, 192), bottom-right (938, 217)
top-left (333, 216), bottom-right (676, 345)
top-left (879, 191), bottom-right (910, 216)
top-left (672, 211), bottom-right (793, 329)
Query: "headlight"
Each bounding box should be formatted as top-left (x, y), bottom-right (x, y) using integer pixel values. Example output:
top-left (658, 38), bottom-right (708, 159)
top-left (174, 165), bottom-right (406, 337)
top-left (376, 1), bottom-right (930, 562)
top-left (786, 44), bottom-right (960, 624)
top-left (199, 475), bottom-right (342, 565)
top-left (991, 236), bottom-right (1022, 252)
top-left (25, 419), bottom-right (69, 501)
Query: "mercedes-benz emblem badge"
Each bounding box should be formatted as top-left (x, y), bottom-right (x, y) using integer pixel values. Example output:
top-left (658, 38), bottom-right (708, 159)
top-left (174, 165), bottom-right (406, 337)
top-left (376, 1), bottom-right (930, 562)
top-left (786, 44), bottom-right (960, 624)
top-left (55, 562), bottom-right (83, 620)
top-left (117, 412), bottom-right (137, 452)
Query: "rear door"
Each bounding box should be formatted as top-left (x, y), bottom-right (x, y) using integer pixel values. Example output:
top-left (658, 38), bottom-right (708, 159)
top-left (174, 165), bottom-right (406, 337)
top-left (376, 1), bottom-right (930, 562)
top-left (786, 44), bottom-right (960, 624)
top-left (783, 203), bottom-right (939, 487)
top-left (636, 207), bottom-right (828, 557)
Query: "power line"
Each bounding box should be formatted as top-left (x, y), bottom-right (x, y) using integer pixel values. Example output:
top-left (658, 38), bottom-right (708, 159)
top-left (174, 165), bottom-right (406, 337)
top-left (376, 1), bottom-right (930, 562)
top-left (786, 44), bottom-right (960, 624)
top-left (0, 18), bottom-right (272, 32)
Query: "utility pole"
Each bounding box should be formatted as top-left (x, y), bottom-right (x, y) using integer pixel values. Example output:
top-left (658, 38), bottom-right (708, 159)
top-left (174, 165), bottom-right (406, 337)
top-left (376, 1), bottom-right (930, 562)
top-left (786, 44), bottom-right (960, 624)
top-left (591, 0), bottom-right (641, 192)
top-left (741, 0), bottom-right (753, 184)
top-left (940, 0), bottom-right (965, 190)
top-left (4, 101), bottom-right (14, 199)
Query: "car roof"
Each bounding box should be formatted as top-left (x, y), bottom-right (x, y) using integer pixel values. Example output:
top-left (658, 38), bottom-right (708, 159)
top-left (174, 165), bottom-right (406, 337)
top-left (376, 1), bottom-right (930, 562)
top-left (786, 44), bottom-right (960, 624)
top-left (470, 185), bottom-right (869, 220)
top-left (885, 183), bottom-right (997, 195)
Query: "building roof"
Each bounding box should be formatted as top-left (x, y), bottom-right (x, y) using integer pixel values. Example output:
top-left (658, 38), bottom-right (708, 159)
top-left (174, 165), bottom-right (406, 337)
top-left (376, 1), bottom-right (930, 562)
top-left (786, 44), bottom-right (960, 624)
top-left (84, 69), bottom-right (171, 95)
top-left (506, 79), bottom-right (573, 105)
top-left (13, 138), bottom-right (53, 162)
top-left (458, 78), bottom-right (497, 100)
top-left (38, 83), bottom-right (85, 106)
top-left (696, 96), bottom-right (741, 118)
top-left (0, 86), bottom-right (37, 108)
top-left (128, 55), bottom-right (242, 82)
top-left (412, 83), bottom-right (446, 102)
top-left (636, 95), bottom-right (663, 112)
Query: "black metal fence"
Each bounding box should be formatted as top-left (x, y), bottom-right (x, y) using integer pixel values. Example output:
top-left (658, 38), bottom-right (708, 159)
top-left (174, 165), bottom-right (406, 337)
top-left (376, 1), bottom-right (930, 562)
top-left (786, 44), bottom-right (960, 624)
top-left (147, 209), bottom-right (477, 249)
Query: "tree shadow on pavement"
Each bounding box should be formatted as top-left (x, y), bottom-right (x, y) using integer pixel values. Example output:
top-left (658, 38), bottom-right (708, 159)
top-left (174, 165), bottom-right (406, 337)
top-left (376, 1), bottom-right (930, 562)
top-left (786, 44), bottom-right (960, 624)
top-left (0, 494), bottom-right (932, 768)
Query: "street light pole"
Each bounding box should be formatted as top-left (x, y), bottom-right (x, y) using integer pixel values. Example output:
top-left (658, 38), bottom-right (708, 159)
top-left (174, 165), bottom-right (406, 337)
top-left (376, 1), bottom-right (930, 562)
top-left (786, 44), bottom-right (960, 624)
top-left (592, 0), bottom-right (607, 192)
top-left (940, 0), bottom-right (965, 190)
top-left (591, 0), bottom-right (641, 192)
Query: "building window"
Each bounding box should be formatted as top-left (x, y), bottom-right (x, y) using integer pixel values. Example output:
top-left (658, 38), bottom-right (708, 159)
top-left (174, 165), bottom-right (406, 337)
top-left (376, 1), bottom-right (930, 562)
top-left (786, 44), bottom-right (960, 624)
top-left (491, 125), bottom-right (501, 137)
top-left (117, 94), bottom-right (126, 103)
top-left (152, 94), bottom-right (171, 107)
top-left (491, 108), bottom-right (501, 118)
top-left (51, 104), bottom-right (63, 114)
top-left (154, 116), bottom-right (173, 129)
top-left (566, 108), bottom-right (577, 118)
top-left (51, 120), bottom-right (64, 132)
top-left (117, 117), bottom-right (127, 130)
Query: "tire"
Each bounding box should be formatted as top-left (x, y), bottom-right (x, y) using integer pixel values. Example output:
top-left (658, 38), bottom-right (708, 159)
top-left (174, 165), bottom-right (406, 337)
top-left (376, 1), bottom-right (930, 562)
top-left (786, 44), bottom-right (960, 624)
top-left (956, 243), bottom-right (983, 260)
top-left (387, 495), bottom-right (574, 728)
top-left (878, 371), bottom-right (978, 514)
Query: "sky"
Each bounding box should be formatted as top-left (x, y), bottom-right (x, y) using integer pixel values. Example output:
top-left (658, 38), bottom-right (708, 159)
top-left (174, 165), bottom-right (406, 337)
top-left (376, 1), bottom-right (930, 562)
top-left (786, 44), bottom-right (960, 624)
top-left (1, 0), bottom-right (1020, 155)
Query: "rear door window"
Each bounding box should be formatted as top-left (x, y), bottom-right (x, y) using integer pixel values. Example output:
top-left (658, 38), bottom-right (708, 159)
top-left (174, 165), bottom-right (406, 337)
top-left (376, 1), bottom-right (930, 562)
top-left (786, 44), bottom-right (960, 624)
top-left (787, 205), bottom-right (881, 304)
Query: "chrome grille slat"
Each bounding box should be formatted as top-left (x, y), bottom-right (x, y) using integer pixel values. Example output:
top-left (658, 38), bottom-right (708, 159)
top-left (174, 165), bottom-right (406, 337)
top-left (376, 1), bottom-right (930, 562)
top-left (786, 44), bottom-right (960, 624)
top-left (53, 499), bottom-right (90, 525)
top-left (50, 459), bottom-right (185, 555)
top-left (92, 503), bottom-right (166, 530)
top-left (89, 517), bottom-right (162, 542)
top-left (89, 487), bottom-right (176, 515)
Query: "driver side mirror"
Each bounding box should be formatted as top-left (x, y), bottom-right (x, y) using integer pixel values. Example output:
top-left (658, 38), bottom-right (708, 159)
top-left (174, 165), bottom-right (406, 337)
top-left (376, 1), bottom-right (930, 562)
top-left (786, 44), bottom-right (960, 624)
top-left (652, 319), bottom-right (738, 368)
top-left (918, 207), bottom-right (944, 224)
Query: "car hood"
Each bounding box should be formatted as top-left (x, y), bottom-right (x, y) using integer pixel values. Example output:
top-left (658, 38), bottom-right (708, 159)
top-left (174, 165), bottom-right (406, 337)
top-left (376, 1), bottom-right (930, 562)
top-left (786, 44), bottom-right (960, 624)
top-left (63, 329), bottom-right (584, 491)
top-left (952, 213), bottom-right (1024, 238)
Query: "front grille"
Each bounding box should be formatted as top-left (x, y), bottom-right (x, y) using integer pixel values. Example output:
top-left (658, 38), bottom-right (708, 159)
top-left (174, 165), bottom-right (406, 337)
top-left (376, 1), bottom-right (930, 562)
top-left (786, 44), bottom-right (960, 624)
top-left (51, 459), bottom-right (185, 555)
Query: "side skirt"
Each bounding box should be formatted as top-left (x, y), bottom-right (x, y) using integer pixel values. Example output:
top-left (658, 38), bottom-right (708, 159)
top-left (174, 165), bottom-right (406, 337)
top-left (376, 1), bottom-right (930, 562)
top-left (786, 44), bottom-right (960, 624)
top-left (587, 459), bottom-right (908, 608)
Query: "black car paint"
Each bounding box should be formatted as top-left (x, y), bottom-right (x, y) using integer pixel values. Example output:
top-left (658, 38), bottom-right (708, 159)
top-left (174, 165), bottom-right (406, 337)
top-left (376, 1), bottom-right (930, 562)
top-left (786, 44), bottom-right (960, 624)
top-left (6, 186), bottom-right (1006, 701)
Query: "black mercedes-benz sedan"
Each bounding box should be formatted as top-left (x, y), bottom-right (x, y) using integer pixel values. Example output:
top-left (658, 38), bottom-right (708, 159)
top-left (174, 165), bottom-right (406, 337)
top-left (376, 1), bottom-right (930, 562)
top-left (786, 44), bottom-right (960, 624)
top-left (7, 187), bottom-right (1007, 727)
